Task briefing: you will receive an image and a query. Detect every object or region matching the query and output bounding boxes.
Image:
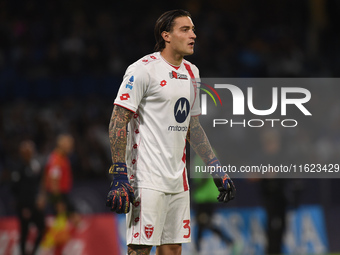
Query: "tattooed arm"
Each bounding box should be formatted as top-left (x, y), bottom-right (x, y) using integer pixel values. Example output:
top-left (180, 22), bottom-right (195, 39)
top-left (186, 115), bottom-right (216, 164)
top-left (106, 105), bottom-right (135, 213)
top-left (108, 105), bottom-right (134, 163)
top-left (187, 115), bottom-right (236, 203)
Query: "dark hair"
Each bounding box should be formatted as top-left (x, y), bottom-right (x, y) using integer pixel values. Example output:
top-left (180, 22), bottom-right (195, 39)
top-left (154, 9), bottom-right (191, 52)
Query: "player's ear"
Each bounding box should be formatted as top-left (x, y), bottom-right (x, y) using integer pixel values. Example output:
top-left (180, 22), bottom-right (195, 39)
top-left (161, 31), bottom-right (170, 44)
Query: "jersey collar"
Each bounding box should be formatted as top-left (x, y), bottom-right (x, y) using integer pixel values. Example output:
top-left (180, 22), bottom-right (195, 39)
top-left (160, 54), bottom-right (181, 70)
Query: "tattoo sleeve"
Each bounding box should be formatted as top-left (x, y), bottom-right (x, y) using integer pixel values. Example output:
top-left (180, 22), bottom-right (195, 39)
top-left (108, 105), bottom-right (134, 163)
top-left (187, 116), bottom-right (216, 164)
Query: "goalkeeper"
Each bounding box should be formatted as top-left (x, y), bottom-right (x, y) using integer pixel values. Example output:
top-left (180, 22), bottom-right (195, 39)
top-left (106, 9), bottom-right (236, 255)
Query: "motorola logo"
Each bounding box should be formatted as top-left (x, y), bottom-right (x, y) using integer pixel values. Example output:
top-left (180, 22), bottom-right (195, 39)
top-left (174, 97), bottom-right (190, 123)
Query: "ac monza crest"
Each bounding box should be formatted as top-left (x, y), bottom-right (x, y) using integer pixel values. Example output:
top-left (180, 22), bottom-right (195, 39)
top-left (144, 224), bottom-right (154, 239)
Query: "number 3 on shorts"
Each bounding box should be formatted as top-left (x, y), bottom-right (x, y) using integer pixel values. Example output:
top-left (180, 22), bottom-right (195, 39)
top-left (183, 219), bottom-right (191, 238)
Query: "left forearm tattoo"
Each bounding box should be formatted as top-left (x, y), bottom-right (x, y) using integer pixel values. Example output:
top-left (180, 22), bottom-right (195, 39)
top-left (187, 116), bottom-right (216, 164)
top-left (108, 105), bottom-right (133, 163)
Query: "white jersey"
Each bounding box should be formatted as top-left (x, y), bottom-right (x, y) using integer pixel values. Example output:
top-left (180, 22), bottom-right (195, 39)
top-left (114, 52), bottom-right (201, 193)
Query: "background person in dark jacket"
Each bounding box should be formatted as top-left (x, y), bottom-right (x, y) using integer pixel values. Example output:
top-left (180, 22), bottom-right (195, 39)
top-left (11, 140), bottom-right (46, 255)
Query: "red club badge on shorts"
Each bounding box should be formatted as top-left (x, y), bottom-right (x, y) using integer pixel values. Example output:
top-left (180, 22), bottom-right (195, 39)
top-left (144, 224), bottom-right (154, 239)
top-left (120, 93), bottom-right (130, 100)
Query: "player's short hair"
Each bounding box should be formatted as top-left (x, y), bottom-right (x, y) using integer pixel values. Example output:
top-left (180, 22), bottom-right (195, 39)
top-left (154, 9), bottom-right (191, 52)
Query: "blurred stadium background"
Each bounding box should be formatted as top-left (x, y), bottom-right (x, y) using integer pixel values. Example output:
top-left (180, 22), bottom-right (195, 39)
top-left (0, 0), bottom-right (340, 254)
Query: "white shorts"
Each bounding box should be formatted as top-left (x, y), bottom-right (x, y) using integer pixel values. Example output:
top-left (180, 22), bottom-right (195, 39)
top-left (126, 188), bottom-right (191, 246)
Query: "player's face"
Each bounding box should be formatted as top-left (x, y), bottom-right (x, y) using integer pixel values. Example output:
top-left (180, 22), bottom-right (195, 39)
top-left (167, 16), bottom-right (196, 56)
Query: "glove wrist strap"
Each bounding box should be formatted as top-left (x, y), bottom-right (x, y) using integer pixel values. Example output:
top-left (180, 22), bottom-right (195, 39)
top-left (207, 157), bottom-right (224, 179)
top-left (109, 163), bottom-right (128, 180)
top-left (207, 157), bottom-right (221, 167)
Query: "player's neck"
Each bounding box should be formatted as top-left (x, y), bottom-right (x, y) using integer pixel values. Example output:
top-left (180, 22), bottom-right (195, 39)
top-left (160, 50), bottom-right (183, 66)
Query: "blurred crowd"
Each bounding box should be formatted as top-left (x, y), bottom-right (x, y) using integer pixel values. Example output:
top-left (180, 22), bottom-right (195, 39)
top-left (1, 0), bottom-right (340, 207)
top-left (0, 0), bottom-right (340, 82)
top-left (0, 97), bottom-right (112, 180)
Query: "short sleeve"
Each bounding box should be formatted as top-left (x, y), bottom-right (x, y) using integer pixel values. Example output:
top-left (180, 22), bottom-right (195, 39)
top-left (114, 63), bottom-right (149, 112)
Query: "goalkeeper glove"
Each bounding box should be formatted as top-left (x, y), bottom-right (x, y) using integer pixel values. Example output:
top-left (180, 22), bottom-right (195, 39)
top-left (208, 157), bottom-right (236, 203)
top-left (106, 163), bottom-right (135, 214)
